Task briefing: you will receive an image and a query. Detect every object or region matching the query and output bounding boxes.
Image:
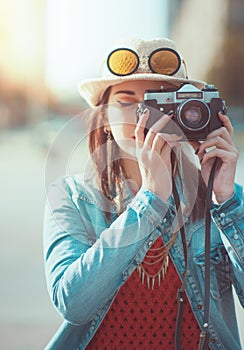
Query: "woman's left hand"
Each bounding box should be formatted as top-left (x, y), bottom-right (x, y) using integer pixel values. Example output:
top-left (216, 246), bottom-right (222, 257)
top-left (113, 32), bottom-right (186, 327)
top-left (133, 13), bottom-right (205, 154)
top-left (192, 112), bottom-right (239, 204)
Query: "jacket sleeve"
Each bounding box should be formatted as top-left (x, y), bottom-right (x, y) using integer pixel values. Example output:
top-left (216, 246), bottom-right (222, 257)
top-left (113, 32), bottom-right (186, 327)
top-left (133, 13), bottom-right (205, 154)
top-left (43, 177), bottom-right (174, 326)
top-left (211, 183), bottom-right (244, 307)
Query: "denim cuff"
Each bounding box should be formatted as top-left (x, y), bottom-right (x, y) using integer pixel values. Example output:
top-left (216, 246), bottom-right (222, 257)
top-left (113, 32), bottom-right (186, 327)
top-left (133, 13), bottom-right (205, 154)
top-left (129, 186), bottom-right (171, 227)
top-left (211, 183), bottom-right (244, 270)
top-left (212, 183), bottom-right (243, 213)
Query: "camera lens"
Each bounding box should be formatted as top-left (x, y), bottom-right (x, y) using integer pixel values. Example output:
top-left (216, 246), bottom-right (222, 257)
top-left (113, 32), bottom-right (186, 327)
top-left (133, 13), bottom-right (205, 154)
top-left (184, 107), bottom-right (202, 124)
top-left (177, 100), bottom-right (210, 131)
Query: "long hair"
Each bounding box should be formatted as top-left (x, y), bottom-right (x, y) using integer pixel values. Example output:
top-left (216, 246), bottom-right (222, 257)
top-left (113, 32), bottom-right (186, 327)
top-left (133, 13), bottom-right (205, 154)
top-left (88, 87), bottom-right (206, 222)
top-left (88, 87), bottom-right (125, 218)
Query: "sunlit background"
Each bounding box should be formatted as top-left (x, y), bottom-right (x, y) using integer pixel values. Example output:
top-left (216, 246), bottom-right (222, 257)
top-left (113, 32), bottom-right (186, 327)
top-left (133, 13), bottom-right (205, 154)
top-left (0, 0), bottom-right (243, 349)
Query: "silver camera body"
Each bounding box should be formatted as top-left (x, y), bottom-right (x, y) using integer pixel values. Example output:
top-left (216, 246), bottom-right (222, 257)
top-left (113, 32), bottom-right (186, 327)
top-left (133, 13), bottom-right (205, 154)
top-left (138, 84), bottom-right (226, 141)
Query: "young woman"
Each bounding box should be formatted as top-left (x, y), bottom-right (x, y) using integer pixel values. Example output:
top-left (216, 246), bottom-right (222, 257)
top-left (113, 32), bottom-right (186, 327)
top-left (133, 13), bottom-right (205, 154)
top-left (43, 38), bottom-right (244, 349)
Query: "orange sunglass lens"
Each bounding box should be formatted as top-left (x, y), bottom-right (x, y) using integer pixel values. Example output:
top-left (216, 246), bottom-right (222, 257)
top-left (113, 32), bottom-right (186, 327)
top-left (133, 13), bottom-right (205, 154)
top-left (149, 49), bottom-right (181, 75)
top-left (107, 49), bottom-right (139, 76)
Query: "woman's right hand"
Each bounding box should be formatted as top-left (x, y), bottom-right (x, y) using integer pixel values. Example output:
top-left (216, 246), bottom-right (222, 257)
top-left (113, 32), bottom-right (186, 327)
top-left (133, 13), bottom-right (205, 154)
top-left (135, 109), bottom-right (182, 202)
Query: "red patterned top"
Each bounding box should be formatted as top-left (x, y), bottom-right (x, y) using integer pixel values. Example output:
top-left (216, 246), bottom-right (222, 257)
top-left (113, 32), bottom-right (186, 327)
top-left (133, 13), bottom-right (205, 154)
top-left (86, 237), bottom-right (207, 349)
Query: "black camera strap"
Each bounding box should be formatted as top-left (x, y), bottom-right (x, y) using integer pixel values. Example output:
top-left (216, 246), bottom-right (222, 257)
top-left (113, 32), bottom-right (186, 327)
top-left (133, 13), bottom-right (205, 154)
top-left (198, 157), bottom-right (220, 350)
top-left (171, 150), bottom-right (220, 350)
top-left (171, 150), bottom-right (188, 350)
top-left (172, 174), bottom-right (188, 350)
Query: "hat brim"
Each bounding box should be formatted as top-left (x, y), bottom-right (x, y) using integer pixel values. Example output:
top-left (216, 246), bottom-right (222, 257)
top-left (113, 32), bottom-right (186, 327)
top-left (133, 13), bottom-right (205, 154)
top-left (78, 73), bottom-right (206, 107)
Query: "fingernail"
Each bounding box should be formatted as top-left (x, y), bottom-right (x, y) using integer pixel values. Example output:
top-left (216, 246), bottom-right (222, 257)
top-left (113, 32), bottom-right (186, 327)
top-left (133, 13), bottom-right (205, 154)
top-left (143, 108), bottom-right (149, 115)
top-left (195, 148), bottom-right (199, 155)
top-left (168, 110), bottom-right (174, 116)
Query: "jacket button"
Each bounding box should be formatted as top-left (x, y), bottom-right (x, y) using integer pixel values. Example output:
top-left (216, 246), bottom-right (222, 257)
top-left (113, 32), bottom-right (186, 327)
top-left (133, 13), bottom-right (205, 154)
top-left (122, 271), bottom-right (129, 280)
top-left (220, 212), bottom-right (226, 218)
top-left (147, 240), bottom-right (153, 247)
top-left (197, 304), bottom-right (202, 310)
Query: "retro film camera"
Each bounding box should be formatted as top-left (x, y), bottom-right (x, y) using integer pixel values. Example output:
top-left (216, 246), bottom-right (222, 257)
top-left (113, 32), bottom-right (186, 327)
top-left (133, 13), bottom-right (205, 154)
top-left (137, 84), bottom-right (227, 141)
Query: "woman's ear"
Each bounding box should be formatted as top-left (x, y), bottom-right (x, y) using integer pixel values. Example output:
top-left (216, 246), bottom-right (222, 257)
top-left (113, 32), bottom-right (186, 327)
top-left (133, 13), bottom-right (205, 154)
top-left (104, 126), bottom-right (111, 134)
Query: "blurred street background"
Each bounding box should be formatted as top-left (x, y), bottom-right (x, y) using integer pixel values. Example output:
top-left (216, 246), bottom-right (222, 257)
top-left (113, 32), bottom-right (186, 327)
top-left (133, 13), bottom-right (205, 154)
top-left (0, 0), bottom-right (243, 349)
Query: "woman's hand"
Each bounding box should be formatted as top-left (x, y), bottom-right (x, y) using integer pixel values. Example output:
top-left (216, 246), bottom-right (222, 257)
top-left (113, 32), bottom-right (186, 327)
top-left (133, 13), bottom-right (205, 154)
top-left (193, 112), bottom-right (239, 203)
top-left (135, 109), bottom-right (182, 202)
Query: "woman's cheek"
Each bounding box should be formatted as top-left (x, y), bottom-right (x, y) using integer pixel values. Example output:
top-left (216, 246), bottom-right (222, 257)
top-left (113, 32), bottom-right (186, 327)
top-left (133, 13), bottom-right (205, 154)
top-left (110, 124), bottom-right (134, 139)
top-left (109, 125), bottom-right (136, 156)
top-left (108, 105), bottom-right (137, 125)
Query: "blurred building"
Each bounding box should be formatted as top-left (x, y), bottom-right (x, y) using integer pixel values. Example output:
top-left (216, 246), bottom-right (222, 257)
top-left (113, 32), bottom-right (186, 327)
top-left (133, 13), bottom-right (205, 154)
top-left (168, 0), bottom-right (244, 109)
top-left (168, 0), bottom-right (228, 82)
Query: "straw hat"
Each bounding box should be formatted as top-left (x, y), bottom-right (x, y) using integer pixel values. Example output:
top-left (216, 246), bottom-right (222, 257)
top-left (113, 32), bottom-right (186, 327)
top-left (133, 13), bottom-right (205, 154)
top-left (78, 38), bottom-right (206, 107)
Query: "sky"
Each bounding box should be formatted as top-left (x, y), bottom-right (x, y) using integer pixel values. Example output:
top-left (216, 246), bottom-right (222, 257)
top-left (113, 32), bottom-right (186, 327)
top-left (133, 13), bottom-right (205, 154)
top-left (45, 0), bottom-right (169, 97)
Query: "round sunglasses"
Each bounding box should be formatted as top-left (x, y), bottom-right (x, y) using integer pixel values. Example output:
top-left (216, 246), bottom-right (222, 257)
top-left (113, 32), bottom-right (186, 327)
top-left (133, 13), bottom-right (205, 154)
top-left (107, 47), bottom-right (182, 76)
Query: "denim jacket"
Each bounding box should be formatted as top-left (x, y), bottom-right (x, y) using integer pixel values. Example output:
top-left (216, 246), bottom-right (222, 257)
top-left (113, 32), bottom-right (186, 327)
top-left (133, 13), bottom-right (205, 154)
top-left (43, 173), bottom-right (244, 350)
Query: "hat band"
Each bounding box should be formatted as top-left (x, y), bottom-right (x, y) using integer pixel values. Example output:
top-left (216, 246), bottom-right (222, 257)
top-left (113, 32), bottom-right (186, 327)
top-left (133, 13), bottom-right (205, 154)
top-left (107, 47), bottom-right (182, 77)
